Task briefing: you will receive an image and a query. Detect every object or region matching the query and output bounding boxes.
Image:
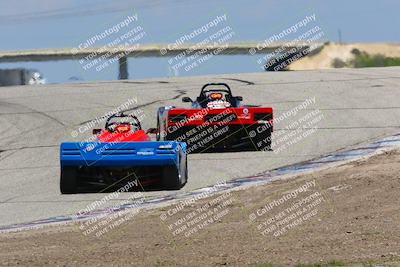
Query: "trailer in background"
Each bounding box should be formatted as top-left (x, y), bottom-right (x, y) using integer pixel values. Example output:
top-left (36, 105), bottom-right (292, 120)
top-left (0, 68), bottom-right (45, 86)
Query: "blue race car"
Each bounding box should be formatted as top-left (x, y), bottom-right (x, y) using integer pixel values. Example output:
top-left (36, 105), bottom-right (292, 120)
top-left (60, 113), bottom-right (188, 194)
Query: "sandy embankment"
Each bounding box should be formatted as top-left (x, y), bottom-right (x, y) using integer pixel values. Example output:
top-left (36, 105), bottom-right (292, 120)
top-left (289, 43), bottom-right (400, 70)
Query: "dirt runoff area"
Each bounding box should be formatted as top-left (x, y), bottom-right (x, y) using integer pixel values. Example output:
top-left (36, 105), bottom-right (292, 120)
top-left (1, 150), bottom-right (400, 267)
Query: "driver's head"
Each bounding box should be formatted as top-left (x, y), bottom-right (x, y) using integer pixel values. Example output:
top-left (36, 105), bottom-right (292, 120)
top-left (209, 92), bottom-right (223, 100)
top-left (115, 124), bottom-right (131, 133)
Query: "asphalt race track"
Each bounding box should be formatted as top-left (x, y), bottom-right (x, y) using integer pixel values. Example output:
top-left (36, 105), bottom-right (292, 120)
top-left (0, 67), bottom-right (399, 227)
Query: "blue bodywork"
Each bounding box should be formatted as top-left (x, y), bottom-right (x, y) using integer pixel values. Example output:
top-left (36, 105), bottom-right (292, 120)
top-left (60, 141), bottom-right (186, 168)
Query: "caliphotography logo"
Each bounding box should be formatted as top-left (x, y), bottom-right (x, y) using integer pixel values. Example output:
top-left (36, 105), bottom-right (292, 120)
top-left (1, 1), bottom-right (399, 267)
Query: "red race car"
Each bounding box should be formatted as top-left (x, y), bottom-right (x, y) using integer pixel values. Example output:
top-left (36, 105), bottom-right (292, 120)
top-left (155, 83), bottom-right (273, 153)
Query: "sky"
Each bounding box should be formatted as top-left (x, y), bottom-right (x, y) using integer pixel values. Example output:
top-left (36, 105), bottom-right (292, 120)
top-left (0, 0), bottom-right (399, 83)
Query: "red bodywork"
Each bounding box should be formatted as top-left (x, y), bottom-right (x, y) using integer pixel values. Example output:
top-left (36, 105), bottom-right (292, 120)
top-left (96, 124), bottom-right (150, 143)
top-left (166, 107), bottom-right (273, 128)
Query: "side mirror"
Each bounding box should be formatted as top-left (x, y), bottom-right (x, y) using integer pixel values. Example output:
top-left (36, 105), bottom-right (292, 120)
top-left (182, 97), bottom-right (193, 103)
top-left (92, 129), bottom-right (102, 134)
top-left (146, 128), bottom-right (158, 134)
top-left (236, 96), bottom-right (243, 101)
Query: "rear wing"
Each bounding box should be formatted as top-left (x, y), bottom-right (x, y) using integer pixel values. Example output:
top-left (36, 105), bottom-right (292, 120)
top-left (167, 107), bottom-right (273, 127)
top-left (60, 141), bottom-right (186, 168)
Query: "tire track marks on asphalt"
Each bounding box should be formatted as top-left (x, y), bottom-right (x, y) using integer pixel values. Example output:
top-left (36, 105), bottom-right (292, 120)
top-left (77, 89), bottom-right (187, 125)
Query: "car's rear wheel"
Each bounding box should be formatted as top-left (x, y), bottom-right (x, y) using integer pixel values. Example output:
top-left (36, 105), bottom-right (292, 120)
top-left (60, 167), bottom-right (77, 194)
top-left (156, 115), bottom-right (161, 141)
top-left (182, 154), bottom-right (188, 186)
top-left (162, 166), bottom-right (181, 190)
top-left (264, 131), bottom-right (272, 151)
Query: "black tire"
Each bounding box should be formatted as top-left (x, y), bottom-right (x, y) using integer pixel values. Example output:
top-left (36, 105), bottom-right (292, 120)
top-left (162, 166), bottom-right (181, 190)
top-left (264, 132), bottom-right (272, 151)
top-left (156, 114), bottom-right (161, 141)
top-left (156, 107), bottom-right (166, 141)
top-left (60, 167), bottom-right (77, 194)
top-left (182, 154), bottom-right (188, 186)
top-left (250, 128), bottom-right (272, 152)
